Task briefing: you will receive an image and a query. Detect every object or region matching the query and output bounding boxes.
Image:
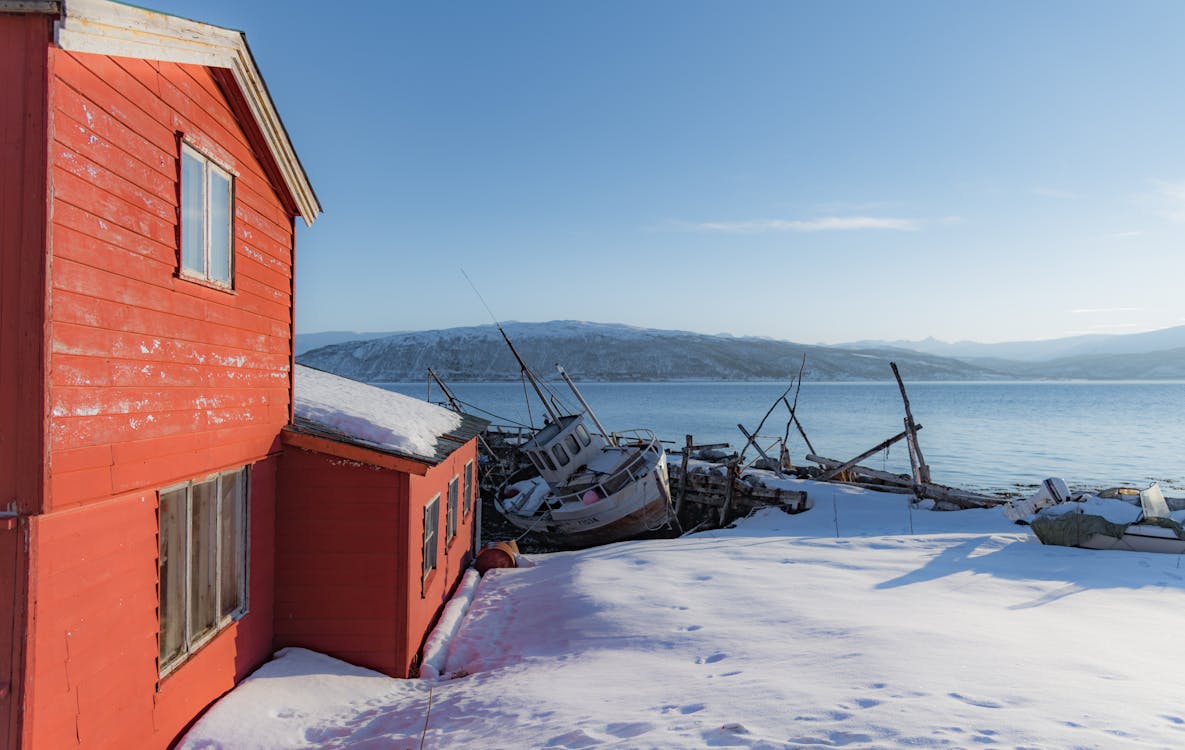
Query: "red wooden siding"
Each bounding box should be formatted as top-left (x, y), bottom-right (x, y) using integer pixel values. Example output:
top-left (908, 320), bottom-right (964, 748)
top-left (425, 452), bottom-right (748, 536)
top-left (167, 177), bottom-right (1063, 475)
top-left (402, 442), bottom-right (479, 676)
top-left (13, 42), bottom-right (300, 750)
top-left (22, 460), bottom-right (277, 749)
top-left (46, 51), bottom-right (295, 512)
top-left (0, 14), bottom-right (52, 748)
top-left (0, 14), bottom-right (50, 516)
top-left (275, 448), bottom-right (410, 676)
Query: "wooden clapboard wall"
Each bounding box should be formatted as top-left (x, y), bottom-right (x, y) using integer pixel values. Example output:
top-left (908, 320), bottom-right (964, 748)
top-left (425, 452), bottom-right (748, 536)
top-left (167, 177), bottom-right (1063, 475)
top-left (20, 36), bottom-right (295, 750)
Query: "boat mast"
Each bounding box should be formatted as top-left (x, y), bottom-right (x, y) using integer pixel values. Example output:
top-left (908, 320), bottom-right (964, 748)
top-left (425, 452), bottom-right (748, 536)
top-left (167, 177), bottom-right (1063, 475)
top-left (427, 368), bottom-right (463, 412)
top-left (498, 326), bottom-right (562, 424)
top-left (557, 365), bottom-right (615, 445)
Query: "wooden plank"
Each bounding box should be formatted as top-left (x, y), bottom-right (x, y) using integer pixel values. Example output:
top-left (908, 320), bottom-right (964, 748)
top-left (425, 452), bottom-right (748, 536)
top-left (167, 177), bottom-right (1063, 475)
top-left (53, 167), bottom-right (174, 246)
top-left (52, 200), bottom-right (177, 269)
top-left (808, 455), bottom-right (913, 487)
top-left (52, 106), bottom-right (176, 206)
top-left (55, 51), bottom-right (180, 163)
top-left (818, 426), bottom-right (919, 482)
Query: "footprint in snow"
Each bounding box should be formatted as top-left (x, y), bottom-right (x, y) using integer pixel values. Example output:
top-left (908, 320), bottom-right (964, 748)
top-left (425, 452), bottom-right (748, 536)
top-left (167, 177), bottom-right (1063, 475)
top-left (605, 722), bottom-right (654, 739)
top-left (696, 652), bottom-right (727, 664)
top-left (948, 692), bottom-right (1002, 709)
top-left (544, 729), bottom-right (602, 748)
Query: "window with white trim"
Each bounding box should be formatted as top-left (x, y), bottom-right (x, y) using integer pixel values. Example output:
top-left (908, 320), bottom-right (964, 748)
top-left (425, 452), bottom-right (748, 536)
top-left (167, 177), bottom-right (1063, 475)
top-left (446, 477), bottom-right (459, 544)
top-left (180, 142), bottom-right (234, 286)
top-left (463, 461), bottom-right (474, 516)
top-left (158, 467), bottom-right (249, 675)
top-left (422, 494), bottom-right (440, 584)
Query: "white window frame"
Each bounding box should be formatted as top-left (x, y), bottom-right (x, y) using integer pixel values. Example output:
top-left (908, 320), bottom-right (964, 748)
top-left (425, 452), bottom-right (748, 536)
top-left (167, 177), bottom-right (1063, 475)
top-left (446, 477), bottom-right (459, 544)
top-left (463, 460), bottom-right (474, 517)
top-left (179, 141), bottom-right (234, 287)
top-left (158, 466), bottom-right (250, 677)
top-left (422, 494), bottom-right (440, 588)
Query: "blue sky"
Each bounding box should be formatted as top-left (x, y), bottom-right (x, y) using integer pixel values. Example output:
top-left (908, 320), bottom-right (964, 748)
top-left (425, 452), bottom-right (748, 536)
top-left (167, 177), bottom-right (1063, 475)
top-left (152, 1), bottom-right (1185, 344)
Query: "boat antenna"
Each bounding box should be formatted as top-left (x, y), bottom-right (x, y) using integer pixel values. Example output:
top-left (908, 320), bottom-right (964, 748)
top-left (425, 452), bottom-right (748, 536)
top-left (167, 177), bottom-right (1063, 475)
top-left (461, 268), bottom-right (562, 424)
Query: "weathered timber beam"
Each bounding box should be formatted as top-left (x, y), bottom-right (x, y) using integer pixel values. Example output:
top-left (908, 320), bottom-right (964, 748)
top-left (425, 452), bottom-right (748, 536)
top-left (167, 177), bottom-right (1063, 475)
top-left (817, 425), bottom-right (921, 482)
top-left (808, 454), bottom-right (1003, 508)
top-left (808, 455), bottom-right (913, 486)
top-left (737, 424), bottom-right (787, 480)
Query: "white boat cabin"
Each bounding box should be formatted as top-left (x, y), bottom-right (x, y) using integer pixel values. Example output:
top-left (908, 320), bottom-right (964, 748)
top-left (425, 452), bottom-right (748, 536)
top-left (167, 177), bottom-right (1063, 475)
top-left (520, 414), bottom-right (605, 485)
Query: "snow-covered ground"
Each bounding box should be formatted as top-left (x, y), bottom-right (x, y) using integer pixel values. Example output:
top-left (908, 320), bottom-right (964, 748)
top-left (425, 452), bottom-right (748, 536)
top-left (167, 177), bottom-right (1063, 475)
top-left (180, 481), bottom-right (1185, 749)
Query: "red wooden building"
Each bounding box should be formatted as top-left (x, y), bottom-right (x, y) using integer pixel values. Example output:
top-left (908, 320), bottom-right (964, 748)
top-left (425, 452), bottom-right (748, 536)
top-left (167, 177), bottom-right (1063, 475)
top-left (0, 2), bottom-right (483, 748)
top-left (276, 365), bottom-right (487, 679)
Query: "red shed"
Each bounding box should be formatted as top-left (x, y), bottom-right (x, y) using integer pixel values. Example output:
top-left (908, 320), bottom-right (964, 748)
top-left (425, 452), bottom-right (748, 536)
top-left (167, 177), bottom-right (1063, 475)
top-left (276, 366), bottom-right (488, 678)
top-left (0, 0), bottom-right (318, 747)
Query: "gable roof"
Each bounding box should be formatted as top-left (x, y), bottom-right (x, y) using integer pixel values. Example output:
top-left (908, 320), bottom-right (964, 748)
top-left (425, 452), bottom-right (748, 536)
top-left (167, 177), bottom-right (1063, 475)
top-left (285, 365), bottom-right (489, 475)
top-left (7, 0), bottom-right (320, 226)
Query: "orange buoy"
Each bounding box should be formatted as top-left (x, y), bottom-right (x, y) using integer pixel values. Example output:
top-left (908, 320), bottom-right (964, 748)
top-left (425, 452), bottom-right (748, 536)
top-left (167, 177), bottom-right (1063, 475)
top-left (475, 540), bottom-right (519, 574)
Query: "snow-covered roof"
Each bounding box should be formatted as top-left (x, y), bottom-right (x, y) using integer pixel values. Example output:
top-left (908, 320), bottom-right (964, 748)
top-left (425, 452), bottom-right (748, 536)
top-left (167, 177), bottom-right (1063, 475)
top-left (289, 365), bottom-right (487, 469)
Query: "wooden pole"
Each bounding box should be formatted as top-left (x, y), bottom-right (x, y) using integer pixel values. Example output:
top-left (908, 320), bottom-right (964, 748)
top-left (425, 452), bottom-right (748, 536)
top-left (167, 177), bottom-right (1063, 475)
top-left (890, 362), bottom-right (930, 484)
top-left (817, 425), bottom-right (921, 482)
top-left (782, 396), bottom-right (817, 456)
top-left (720, 461), bottom-right (738, 526)
top-left (675, 434), bottom-right (692, 519)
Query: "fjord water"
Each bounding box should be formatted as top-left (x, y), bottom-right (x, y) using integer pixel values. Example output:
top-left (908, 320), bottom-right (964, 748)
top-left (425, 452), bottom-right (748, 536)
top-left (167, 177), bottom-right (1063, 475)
top-left (379, 380), bottom-right (1185, 496)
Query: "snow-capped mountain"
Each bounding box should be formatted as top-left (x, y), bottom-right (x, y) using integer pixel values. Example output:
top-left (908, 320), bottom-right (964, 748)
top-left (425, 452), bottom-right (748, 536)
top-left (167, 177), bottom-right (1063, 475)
top-left (297, 321), bottom-right (1006, 382)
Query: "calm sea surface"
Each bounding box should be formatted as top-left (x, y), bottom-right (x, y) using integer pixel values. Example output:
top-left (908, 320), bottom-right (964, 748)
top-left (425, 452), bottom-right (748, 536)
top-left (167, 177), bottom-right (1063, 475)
top-left (377, 381), bottom-right (1185, 496)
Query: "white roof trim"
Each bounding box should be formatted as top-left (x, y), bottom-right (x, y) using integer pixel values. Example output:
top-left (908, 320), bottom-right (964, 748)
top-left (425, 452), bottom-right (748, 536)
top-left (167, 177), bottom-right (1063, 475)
top-left (45, 0), bottom-right (321, 226)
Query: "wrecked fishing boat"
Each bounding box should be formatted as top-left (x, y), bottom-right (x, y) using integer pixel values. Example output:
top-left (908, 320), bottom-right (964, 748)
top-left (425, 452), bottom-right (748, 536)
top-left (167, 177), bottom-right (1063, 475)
top-left (493, 329), bottom-right (674, 549)
top-left (1007, 480), bottom-right (1185, 554)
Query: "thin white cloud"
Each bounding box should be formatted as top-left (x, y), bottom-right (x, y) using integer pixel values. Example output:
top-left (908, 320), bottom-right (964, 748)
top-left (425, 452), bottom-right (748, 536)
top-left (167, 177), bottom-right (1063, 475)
top-left (1108, 230), bottom-right (1142, 238)
top-left (693, 216), bottom-right (922, 233)
top-left (1068, 307), bottom-right (1143, 314)
top-left (1031, 186), bottom-right (1081, 199)
top-left (1153, 180), bottom-right (1185, 222)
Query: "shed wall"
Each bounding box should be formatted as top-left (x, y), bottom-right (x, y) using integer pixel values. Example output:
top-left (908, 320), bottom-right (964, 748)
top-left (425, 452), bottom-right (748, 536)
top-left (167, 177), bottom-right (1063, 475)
top-left (274, 448), bottom-right (407, 676)
top-left (403, 440), bottom-right (479, 676)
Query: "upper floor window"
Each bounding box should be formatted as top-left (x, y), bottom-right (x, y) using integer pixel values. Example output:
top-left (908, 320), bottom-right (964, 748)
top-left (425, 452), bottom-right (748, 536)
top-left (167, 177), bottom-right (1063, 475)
top-left (158, 466), bottom-right (249, 676)
top-left (180, 142), bottom-right (233, 286)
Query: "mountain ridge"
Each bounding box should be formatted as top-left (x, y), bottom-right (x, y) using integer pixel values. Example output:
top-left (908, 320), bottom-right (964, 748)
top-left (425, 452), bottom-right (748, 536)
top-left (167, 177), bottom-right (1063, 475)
top-left (298, 321), bottom-right (1005, 383)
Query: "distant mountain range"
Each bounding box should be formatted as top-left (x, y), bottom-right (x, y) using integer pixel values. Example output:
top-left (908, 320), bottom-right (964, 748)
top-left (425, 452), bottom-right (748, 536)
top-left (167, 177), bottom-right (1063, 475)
top-left (837, 326), bottom-right (1185, 362)
top-left (295, 321), bottom-right (1185, 382)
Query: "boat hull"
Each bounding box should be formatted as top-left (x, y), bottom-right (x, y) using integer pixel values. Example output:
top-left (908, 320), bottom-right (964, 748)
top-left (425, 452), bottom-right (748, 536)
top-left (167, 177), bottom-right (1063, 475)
top-left (1075, 527), bottom-right (1185, 554)
top-left (499, 452), bottom-right (673, 549)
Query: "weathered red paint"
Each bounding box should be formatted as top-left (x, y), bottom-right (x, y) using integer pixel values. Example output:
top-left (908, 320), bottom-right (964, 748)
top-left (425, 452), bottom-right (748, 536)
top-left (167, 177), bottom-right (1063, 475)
top-left (275, 439), bottom-right (480, 678)
top-left (1, 5), bottom-right (469, 747)
top-left (0, 14), bottom-right (51, 747)
top-left (1, 9), bottom-right (301, 747)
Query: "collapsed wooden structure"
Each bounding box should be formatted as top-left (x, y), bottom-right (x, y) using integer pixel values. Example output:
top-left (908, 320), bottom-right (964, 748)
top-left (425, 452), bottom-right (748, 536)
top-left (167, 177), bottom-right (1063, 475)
top-left (669, 437), bottom-right (810, 531)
